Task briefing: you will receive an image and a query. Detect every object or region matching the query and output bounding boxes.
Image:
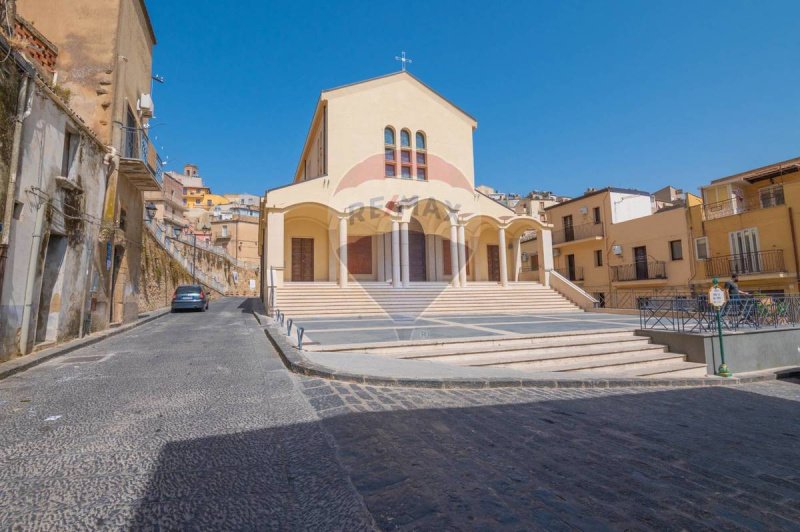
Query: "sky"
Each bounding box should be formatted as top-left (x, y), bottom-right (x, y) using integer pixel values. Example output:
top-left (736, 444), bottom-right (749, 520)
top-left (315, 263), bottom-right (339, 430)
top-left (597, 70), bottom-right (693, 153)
top-left (147, 0), bottom-right (800, 198)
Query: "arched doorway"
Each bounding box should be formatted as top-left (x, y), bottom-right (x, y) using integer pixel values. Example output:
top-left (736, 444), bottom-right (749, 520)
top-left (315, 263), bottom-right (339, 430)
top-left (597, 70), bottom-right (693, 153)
top-left (408, 218), bottom-right (426, 281)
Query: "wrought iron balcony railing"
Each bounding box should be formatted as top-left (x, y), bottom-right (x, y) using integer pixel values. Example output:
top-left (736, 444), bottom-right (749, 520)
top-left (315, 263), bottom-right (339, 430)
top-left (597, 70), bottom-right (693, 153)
top-left (552, 222), bottom-right (604, 245)
top-left (122, 126), bottom-right (163, 183)
top-left (555, 266), bottom-right (584, 282)
top-left (704, 249), bottom-right (786, 278)
top-left (611, 260), bottom-right (666, 282)
top-left (702, 188), bottom-right (785, 221)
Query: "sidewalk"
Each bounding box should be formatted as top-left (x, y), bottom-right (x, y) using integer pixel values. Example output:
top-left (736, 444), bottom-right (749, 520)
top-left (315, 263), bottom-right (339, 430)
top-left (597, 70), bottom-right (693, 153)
top-left (0, 307), bottom-right (171, 380)
top-left (254, 311), bottom-right (800, 389)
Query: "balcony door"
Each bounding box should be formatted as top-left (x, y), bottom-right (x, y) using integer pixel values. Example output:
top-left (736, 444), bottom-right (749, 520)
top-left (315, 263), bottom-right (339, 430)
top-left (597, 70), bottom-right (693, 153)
top-left (729, 228), bottom-right (760, 274)
top-left (563, 215), bottom-right (574, 242)
top-left (634, 246), bottom-right (648, 280)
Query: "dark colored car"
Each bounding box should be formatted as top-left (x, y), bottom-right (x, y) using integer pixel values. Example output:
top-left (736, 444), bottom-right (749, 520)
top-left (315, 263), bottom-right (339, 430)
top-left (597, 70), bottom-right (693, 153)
top-left (171, 285), bottom-right (209, 312)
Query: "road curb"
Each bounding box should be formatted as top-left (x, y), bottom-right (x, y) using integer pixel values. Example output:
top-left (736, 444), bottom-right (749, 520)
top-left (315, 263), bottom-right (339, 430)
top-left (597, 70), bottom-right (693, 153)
top-left (0, 307), bottom-right (172, 381)
top-left (254, 311), bottom-right (800, 389)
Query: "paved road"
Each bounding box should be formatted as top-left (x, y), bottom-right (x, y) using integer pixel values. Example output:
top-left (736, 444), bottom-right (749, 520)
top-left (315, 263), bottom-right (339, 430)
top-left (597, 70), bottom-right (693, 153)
top-left (1, 297), bottom-right (799, 530)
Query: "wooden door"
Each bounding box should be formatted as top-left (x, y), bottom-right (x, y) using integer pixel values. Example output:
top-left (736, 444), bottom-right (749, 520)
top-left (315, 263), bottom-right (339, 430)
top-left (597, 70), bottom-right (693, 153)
top-left (442, 239), bottom-right (471, 276)
top-left (563, 215), bottom-right (574, 242)
top-left (291, 238), bottom-right (314, 281)
top-left (634, 246), bottom-right (647, 280)
top-left (487, 244), bottom-right (500, 282)
top-left (347, 236), bottom-right (372, 275)
top-left (409, 231), bottom-right (426, 281)
top-left (567, 254), bottom-right (576, 281)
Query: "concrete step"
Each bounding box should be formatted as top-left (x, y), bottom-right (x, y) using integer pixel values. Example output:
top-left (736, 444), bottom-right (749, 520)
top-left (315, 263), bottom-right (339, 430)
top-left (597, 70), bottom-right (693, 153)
top-left (545, 352), bottom-right (691, 374)
top-left (352, 332), bottom-right (643, 357)
top-left (617, 361), bottom-right (709, 378)
top-left (436, 342), bottom-right (666, 367)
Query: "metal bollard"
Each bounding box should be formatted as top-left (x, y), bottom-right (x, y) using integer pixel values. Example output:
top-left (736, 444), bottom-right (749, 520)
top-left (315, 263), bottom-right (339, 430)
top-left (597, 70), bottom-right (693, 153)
top-left (296, 327), bottom-right (305, 350)
top-left (287, 319), bottom-right (293, 335)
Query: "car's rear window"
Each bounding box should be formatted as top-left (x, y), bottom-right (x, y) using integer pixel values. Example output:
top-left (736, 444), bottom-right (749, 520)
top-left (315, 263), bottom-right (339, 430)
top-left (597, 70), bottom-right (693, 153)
top-left (176, 286), bottom-right (201, 294)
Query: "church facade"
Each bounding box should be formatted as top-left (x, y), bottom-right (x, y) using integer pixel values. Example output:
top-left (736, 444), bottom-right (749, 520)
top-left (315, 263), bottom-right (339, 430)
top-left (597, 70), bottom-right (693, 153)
top-left (259, 72), bottom-right (554, 308)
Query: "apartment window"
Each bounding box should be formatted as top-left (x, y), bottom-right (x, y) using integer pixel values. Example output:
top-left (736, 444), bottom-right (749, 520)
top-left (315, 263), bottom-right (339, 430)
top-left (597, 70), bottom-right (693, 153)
top-left (670, 240), bottom-right (683, 260)
top-left (400, 129), bottom-right (411, 147)
top-left (384, 127), bottom-right (395, 146)
top-left (385, 164), bottom-right (396, 177)
top-left (594, 249), bottom-right (603, 267)
top-left (182, 188), bottom-right (187, 194)
top-left (221, 225), bottom-right (228, 237)
top-left (593, 206), bottom-right (601, 224)
top-left (694, 237), bottom-right (709, 260)
top-left (401, 165), bottom-right (412, 178)
top-left (760, 184), bottom-right (785, 208)
top-left (207, 199), bottom-right (212, 206)
top-left (61, 130), bottom-right (79, 178)
top-left (195, 199), bottom-right (201, 205)
top-left (415, 131), bottom-right (426, 150)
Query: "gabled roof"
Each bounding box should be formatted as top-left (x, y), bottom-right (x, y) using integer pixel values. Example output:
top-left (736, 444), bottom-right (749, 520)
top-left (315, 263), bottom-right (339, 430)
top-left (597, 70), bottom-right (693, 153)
top-left (322, 71), bottom-right (478, 124)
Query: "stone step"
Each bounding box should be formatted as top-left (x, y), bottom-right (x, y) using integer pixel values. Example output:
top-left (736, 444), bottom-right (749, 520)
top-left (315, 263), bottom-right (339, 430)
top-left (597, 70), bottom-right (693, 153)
top-left (277, 306), bottom-right (579, 317)
top-left (616, 361), bottom-right (709, 378)
top-left (307, 329), bottom-right (636, 353)
top-left (425, 342), bottom-right (665, 367)
top-left (545, 352), bottom-right (692, 374)
top-left (348, 332), bottom-right (642, 356)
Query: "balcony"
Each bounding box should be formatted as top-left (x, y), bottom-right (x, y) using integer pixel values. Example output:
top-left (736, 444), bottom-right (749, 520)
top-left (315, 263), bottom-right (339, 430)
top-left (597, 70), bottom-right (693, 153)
top-left (552, 222), bottom-right (604, 245)
top-left (704, 250), bottom-right (786, 278)
top-left (611, 261), bottom-right (666, 282)
top-left (120, 126), bottom-right (163, 191)
top-left (702, 188), bottom-right (784, 221)
top-left (555, 266), bottom-right (584, 282)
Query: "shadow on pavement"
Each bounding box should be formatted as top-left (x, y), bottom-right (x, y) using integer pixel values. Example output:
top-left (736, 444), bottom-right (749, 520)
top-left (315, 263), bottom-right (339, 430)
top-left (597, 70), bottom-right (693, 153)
top-left (129, 386), bottom-right (800, 529)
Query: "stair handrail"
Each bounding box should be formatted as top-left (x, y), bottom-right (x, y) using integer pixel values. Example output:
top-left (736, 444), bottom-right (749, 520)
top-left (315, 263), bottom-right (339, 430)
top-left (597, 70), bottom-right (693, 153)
top-left (548, 269), bottom-right (599, 311)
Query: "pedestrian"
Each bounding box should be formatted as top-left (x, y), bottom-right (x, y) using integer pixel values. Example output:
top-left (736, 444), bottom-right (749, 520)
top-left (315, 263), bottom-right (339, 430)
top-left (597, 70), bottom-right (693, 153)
top-left (724, 274), bottom-right (749, 298)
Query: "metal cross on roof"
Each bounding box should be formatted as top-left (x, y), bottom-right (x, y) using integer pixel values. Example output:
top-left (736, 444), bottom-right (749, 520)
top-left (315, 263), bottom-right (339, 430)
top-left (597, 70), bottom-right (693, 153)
top-left (395, 51), bottom-right (413, 72)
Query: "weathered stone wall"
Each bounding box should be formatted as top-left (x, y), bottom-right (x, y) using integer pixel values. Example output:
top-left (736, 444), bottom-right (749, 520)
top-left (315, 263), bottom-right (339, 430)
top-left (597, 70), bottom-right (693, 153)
top-left (138, 228), bottom-right (221, 312)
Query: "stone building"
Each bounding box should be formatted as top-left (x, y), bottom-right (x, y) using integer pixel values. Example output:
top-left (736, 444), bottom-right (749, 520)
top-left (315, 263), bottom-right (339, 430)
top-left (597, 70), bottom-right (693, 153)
top-left (15, 0), bottom-right (162, 328)
top-left (0, 24), bottom-right (110, 359)
top-left (210, 215), bottom-right (260, 266)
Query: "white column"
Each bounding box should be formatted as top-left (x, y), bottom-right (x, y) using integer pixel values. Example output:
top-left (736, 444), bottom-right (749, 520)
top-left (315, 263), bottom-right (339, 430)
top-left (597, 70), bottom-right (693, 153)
top-left (376, 234), bottom-right (385, 282)
top-left (498, 226), bottom-right (508, 287)
top-left (265, 211), bottom-right (285, 286)
top-left (391, 220), bottom-right (401, 288)
top-left (449, 223), bottom-right (460, 287)
top-left (513, 236), bottom-right (522, 282)
top-left (536, 228), bottom-right (554, 287)
top-left (457, 224), bottom-right (467, 287)
top-left (338, 215), bottom-right (348, 288)
top-left (400, 221), bottom-right (410, 287)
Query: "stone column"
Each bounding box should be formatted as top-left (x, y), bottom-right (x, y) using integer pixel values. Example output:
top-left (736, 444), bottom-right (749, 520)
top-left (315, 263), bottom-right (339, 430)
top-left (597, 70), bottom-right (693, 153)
top-left (338, 215), bottom-right (348, 288)
top-left (498, 226), bottom-right (508, 287)
top-left (513, 236), bottom-right (522, 282)
top-left (536, 228), bottom-right (554, 287)
top-left (391, 220), bottom-right (401, 288)
top-left (400, 221), bottom-right (410, 287)
top-left (449, 223), bottom-right (460, 287)
top-left (457, 224), bottom-right (467, 287)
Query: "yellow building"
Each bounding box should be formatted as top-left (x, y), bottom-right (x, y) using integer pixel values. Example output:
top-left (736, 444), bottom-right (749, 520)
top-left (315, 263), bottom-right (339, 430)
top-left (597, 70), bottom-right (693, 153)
top-left (260, 72), bottom-right (553, 302)
top-left (522, 187), bottom-right (700, 307)
top-left (688, 157), bottom-right (800, 295)
top-left (211, 215), bottom-right (260, 265)
top-left (199, 193), bottom-right (230, 211)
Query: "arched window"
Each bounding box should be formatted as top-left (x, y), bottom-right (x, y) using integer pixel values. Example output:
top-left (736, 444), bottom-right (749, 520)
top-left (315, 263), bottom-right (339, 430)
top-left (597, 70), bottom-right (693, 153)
top-left (399, 129), bottom-right (412, 178)
top-left (400, 129), bottom-right (411, 147)
top-left (384, 127), bottom-right (395, 146)
top-left (415, 131), bottom-right (427, 180)
top-left (384, 127), bottom-right (396, 177)
top-left (415, 131), bottom-right (426, 150)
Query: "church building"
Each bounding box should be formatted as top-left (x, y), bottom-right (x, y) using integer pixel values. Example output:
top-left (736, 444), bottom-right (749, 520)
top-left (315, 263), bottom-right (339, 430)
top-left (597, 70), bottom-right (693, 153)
top-left (259, 71), bottom-right (557, 313)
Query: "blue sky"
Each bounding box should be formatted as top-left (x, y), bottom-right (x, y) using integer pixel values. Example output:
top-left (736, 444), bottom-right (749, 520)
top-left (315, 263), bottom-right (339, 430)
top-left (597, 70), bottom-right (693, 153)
top-left (147, 0), bottom-right (800, 198)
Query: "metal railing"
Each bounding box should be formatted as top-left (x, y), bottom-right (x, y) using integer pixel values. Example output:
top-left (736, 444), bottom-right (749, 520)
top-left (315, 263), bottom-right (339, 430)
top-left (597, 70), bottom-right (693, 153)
top-left (611, 261), bottom-right (666, 282)
top-left (121, 126), bottom-right (163, 183)
top-left (639, 295), bottom-right (800, 332)
top-left (146, 219), bottom-right (258, 270)
top-left (702, 188), bottom-right (785, 221)
top-left (602, 287), bottom-right (692, 309)
top-left (555, 266), bottom-right (584, 282)
top-left (704, 249), bottom-right (786, 277)
top-left (552, 222), bottom-right (604, 245)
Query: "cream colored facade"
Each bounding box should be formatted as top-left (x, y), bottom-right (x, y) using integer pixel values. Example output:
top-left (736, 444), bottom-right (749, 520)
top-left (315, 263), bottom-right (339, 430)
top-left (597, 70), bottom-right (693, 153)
top-left (688, 157), bottom-right (800, 295)
top-left (211, 215), bottom-right (260, 265)
top-left (260, 72), bottom-right (553, 306)
top-left (521, 187), bottom-right (700, 307)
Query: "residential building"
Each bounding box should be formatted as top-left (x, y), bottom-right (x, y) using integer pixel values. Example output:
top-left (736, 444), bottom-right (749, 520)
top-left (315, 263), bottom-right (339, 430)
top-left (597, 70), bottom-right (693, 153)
top-left (260, 71), bottom-right (552, 304)
top-left (15, 0), bottom-right (161, 328)
top-left (172, 166), bottom-right (212, 209)
top-left (521, 187), bottom-right (701, 307)
top-left (144, 170), bottom-right (187, 235)
top-left (687, 157), bottom-right (800, 295)
top-left (211, 215), bottom-right (260, 265)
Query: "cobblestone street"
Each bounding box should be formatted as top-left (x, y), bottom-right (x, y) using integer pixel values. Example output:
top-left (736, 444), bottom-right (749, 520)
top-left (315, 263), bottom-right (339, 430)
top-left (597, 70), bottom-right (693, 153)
top-left (1, 297), bottom-right (799, 529)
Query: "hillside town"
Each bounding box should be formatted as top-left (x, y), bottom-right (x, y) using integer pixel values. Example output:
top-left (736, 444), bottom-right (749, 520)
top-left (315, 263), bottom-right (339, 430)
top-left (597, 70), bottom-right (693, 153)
top-left (0, 0), bottom-right (799, 529)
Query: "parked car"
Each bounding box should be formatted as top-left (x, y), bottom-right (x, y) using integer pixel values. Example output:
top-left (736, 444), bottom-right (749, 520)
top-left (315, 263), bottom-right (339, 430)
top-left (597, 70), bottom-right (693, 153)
top-left (171, 285), bottom-right (209, 312)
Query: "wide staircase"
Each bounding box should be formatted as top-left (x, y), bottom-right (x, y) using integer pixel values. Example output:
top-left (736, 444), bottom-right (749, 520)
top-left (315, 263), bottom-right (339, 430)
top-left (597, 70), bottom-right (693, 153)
top-left (273, 281), bottom-right (580, 317)
top-left (308, 329), bottom-right (708, 378)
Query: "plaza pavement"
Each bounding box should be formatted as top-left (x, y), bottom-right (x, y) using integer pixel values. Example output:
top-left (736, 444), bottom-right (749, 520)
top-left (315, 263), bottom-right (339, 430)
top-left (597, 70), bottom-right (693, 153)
top-left (0, 297), bottom-right (798, 529)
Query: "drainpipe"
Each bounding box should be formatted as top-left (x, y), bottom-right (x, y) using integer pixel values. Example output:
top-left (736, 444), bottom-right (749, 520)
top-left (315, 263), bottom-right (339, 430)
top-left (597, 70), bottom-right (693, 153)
top-left (0, 75), bottom-right (32, 301)
top-left (18, 192), bottom-right (47, 354)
